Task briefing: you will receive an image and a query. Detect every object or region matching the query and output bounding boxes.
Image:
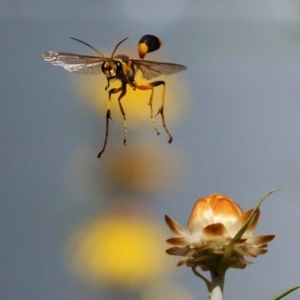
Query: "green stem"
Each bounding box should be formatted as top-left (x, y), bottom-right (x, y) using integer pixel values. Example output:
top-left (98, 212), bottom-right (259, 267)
top-left (209, 268), bottom-right (226, 300)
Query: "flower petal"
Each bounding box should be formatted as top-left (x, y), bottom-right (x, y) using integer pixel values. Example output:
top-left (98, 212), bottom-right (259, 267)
top-left (230, 209), bottom-right (260, 237)
top-left (166, 246), bottom-right (190, 256)
top-left (246, 235), bottom-right (275, 246)
top-left (177, 257), bottom-right (190, 266)
top-left (246, 246), bottom-right (268, 257)
top-left (209, 195), bottom-right (243, 222)
top-left (187, 194), bottom-right (243, 235)
top-left (232, 256), bottom-right (252, 269)
top-left (202, 223), bottom-right (229, 239)
top-left (187, 197), bottom-right (213, 234)
top-left (166, 236), bottom-right (193, 247)
top-left (165, 215), bottom-right (188, 236)
top-left (176, 249), bottom-right (196, 266)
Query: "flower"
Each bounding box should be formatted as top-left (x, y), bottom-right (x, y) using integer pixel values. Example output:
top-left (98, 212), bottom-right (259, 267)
top-left (165, 194), bottom-right (275, 271)
top-left (67, 211), bottom-right (167, 288)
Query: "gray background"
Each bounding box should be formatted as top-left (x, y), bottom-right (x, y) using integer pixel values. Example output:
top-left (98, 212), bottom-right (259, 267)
top-left (1, 1), bottom-right (300, 299)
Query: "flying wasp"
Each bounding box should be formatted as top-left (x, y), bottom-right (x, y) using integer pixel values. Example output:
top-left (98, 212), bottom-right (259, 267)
top-left (41, 34), bottom-right (187, 158)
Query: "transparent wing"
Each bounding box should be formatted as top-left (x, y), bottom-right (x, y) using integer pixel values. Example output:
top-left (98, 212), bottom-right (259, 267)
top-left (41, 51), bottom-right (106, 75)
top-left (133, 59), bottom-right (187, 80)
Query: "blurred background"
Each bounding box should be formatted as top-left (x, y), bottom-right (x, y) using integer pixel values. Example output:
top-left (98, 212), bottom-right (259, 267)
top-left (1, 1), bottom-right (300, 299)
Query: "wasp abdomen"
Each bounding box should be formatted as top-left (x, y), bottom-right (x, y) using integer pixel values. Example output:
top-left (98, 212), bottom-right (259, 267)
top-left (138, 35), bottom-right (162, 59)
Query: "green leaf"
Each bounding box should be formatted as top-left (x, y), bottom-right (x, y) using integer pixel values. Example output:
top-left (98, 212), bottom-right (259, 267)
top-left (269, 285), bottom-right (300, 300)
top-left (224, 188), bottom-right (280, 259)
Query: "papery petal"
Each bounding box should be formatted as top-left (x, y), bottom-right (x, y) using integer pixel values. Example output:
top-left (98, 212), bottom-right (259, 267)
top-left (165, 215), bottom-right (188, 236)
top-left (166, 236), bottom-right (193, 247)
top-left (209, 195), bottom-right (243, 223)
top-left (230, 209), bottom-right (260, 237)
top-left (233, 238), bottom-right (247, 245)
top-left (192, 243), bottom-right (215, 251)
top-left (166, 246), bottom-right (190, 256)
top-left (176, 249), bottom-right (197, 266)
top-left (232, 256), bottom-right (252, 269)
top-left (246, 246), bottom-right (268, 257)
top-left (187, 197), bottom-right (213, 234)
top-left (187, 194), bottom-right (243, 235)
top-left (177, 257), bottom-right (190, 266)
top-left (202, 223), bottom-right (229, 239)
top-left (234, 246), bottom-right (251, 257)
top-left (246, 235), bottom-right (275, 246)
top-left (244, 209), bottom-right (260, 236)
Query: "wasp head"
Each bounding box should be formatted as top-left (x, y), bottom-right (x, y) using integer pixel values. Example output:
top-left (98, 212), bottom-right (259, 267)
top-left (101, 60), bottom-right (123, 81)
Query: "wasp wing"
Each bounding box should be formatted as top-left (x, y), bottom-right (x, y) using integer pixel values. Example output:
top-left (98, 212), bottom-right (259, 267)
top-left (41, 52), bottom-right (106, 75)
top-left (133, 59), bottom-right (187, 80)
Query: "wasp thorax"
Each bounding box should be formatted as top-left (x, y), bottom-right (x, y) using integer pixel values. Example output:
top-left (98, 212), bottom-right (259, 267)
top-left (101, 61), bottom-right (122, 80)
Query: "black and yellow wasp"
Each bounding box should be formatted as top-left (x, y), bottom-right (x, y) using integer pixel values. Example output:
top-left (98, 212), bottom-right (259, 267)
top-left (41, 35), bottom-right (187, 157)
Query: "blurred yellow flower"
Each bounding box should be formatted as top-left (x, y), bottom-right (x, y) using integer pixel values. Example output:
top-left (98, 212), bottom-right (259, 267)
top-left (165, 194), bottom-right (275, 271)
top-left (66, 142), bottom-right (185, 203)
top-left (67, 212), bottom-right (167, 288)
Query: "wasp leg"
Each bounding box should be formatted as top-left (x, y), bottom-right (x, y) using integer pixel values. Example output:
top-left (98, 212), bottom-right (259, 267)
top-left (126, 77), bottom-right (136, 90)
top-left (97, 85), bottom-right (125, 158)
top-left (105, 79), bottom-right (110, 91)
top-left (147, 88), bottom-right (160, 136)
top-left (135, 81), bottom-right (172, 143)
top-left (132, 80), bottom-right (159, 135)
top-left (98, 91), bottom-right (113, 158)
top-left (116, 83), bottom-right (128, 145)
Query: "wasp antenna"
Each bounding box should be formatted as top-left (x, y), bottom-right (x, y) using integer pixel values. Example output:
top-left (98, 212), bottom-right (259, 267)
top-left (111, 37), bottom-right (129, 59)
top-left (70, 37), bottom-right (108, 63)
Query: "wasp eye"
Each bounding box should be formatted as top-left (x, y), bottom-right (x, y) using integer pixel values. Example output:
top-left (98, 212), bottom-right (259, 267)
top-left (115, 61), bottom-right (122, 74)
top-left (101, 62), bottom-right (106, 74)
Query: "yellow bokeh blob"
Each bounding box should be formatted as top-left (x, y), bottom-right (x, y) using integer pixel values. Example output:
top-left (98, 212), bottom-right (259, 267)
top-left (74, 75), bottom-right (188, 127)
top-left (67, 213), bottom-right (168, 288)
top-left (66, 141), bottom-right (185, 203)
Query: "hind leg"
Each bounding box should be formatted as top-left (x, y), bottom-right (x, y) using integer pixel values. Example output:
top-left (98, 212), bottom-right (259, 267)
top-left (135, 81), bottom-right (172, 143)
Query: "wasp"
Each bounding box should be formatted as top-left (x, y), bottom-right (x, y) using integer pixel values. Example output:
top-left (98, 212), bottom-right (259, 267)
top-left (41, 35), bottom-right (187, 158)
